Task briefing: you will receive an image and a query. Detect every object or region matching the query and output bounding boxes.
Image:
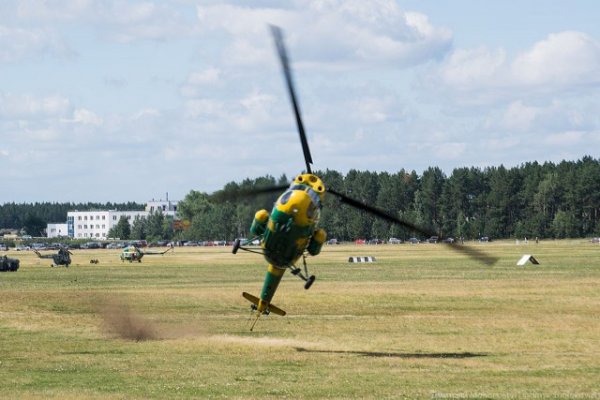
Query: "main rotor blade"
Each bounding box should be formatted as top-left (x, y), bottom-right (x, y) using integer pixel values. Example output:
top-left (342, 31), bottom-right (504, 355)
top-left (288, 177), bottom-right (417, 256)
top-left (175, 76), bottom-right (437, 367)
top-left (270, 25), bottom-right (313, 174)
top-left (327, 188), bottom-right (498, 266)
top-left (210, 184), bottom-right (289, 203)
top-left (327, 188), bottom-right (433, 235)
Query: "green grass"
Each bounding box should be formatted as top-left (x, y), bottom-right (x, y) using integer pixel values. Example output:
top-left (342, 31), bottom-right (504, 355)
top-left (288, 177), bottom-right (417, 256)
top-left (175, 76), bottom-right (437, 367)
top-left (1, 241), bottom-right (599, 399)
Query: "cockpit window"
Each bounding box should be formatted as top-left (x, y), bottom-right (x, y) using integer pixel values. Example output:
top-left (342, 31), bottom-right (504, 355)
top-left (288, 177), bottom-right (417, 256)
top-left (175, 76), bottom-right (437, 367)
top-left (278, 190), bottom-right (293, 205)
top-left (288, 184), bottom-right (322, 209)
top-left (306, 202), bottom-right (320, 220)
top-left (280, 185), bottom-right (322, 221)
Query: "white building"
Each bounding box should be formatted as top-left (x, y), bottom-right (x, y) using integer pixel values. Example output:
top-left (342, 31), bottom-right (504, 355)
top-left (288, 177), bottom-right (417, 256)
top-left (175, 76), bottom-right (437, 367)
top-left (53, 199), bottom-right (178, 240)
top-left (47, 223), bottom-right (69, 238)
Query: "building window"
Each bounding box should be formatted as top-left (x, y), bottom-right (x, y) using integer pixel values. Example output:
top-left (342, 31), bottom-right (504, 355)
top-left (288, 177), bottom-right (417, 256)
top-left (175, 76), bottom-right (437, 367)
top-left (78, 225), bottom-right (82, 229)
top-left (102, 216), bottom-right (105, 220)
top-left (102, 224), bottom-right (105, 229)
top-left (84, 225), bottom-right (88, 229)
top-left (78, 216), bottom-right (82, 221)
top-left (96, 224), bottom-right (100, 229)
top-left (113, 216), bottom-right (117, 220)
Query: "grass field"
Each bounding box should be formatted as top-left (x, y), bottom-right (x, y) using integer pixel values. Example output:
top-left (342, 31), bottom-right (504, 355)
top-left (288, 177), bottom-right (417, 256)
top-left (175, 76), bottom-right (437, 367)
top-left (1, 240), bottom-right (599, 399)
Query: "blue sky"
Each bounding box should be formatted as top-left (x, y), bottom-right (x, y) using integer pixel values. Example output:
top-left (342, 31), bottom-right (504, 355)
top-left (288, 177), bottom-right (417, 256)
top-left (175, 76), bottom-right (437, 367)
top-left (1, 0), bottom-right (599, 203)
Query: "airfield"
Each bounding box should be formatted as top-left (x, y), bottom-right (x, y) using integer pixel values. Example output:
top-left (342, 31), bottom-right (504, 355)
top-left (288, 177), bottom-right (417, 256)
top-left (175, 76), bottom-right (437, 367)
top-left (1, 241), bottom-right (598, 399)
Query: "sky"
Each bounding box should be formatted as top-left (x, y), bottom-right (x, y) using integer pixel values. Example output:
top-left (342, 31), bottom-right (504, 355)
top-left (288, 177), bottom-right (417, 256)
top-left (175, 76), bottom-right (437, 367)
top-left (1, 0), bottom-right (599, 204)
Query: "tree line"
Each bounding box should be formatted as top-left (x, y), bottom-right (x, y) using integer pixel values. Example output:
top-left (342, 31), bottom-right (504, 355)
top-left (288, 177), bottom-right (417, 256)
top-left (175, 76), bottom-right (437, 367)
top-left (177, 156), bottom-right (600, 241)
top-left (2, 157), bottom-right (599, 241)
top-left (0, 202), bottom-right (144, 236)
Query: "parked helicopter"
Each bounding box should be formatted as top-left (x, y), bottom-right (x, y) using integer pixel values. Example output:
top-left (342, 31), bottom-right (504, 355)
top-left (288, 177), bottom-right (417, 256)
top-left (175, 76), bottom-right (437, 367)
top-left (120, 244), bottom-right (172, 263)
top-left (227, 26), bottom-right (497, 331)
top-left (34, 247), bottom-right (72, 268)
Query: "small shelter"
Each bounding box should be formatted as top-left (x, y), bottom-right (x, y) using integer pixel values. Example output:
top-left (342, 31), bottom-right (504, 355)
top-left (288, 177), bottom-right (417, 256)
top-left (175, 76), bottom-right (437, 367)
top-left (517, 254), bottom-right (540, 266)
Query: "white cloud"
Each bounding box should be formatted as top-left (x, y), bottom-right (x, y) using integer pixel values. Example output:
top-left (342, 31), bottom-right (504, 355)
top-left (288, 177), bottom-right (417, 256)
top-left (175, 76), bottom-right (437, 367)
top-left (435, 46), bottom-right (507, 89)
top-left (0, 93), bottom-right (70, 119)
top-left (180, 68), bottom-right (223, 97)
top-left (351, 96), bottom-right (394, 124)
top-left (511, 31), bottom-right (600, 87)
top-left (432, 142), bottom-right (466, 160)
top-left (486, 98), bottom-right (597, 136)
top-left (6, 0), bottom-right (193, 45)
top-left (71, 108), bottom-right (104, 126)
top-left (195, 0), bottom-right (452, 68)
top-left (485, 137), bottom-right (521, 152)
top-left (0, 25), bottom-right (72, 63)
top-left (501, 101), bottom-right (541, 132)
top-left (188, 68), bottom-right (221, 86)
top-left (183, 99), bottom-right (225, 119)
top-left (426, 31), bottom-right (600, 103)
top-left (15, 0), bottom-right (92, 21)
top-left (544, 131), bottom-right (585, 146)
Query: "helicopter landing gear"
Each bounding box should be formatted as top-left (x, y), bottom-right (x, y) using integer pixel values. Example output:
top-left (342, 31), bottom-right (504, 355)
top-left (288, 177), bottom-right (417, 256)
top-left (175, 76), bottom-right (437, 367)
top-left (231, 238), bottom-right (264, 256)
top-left (288, 255), bottom-right (316, 290)
top-left (304, 275), bottom-right (316, 290)
top-left (232, 239), bottom-right (241, 254)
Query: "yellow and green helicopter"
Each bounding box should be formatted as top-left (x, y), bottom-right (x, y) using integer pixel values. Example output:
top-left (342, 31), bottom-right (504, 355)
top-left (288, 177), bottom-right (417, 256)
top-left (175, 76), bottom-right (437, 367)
top-left (229, 26), bottom-right (497, 331)
top-left (120, 244), bottom-right (172, 263)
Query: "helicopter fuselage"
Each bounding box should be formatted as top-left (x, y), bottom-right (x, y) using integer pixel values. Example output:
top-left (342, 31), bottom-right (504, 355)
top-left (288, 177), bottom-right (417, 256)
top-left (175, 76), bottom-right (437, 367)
top-left (121, 245), bottom-right (143, 262)
top-left (251, 174), bottom-right (327, 313)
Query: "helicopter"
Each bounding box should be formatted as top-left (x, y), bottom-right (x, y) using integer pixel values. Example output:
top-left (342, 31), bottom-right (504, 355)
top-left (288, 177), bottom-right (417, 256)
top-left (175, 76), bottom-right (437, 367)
top-left (34, 247), bottom-right (72, 268)
top-left (120, 244), bottom-right (172, 263)
top-left (228, 26), bottom-right (497, 331)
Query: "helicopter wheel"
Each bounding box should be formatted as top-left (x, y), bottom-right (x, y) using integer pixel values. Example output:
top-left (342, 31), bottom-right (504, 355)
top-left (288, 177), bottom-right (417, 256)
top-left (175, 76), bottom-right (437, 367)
top-left (304, 275), bottom-right (316, 290)
top-left (232, 239), bottom-right (241, 254)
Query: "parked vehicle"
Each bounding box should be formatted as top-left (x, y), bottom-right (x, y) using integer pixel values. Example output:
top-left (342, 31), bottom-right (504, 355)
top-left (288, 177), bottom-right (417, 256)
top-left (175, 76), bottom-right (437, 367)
top-left (407, 237), bottom-right (420, 244)
top-left (81, 242), bottom-right (102, 249)
top-left (388, 238), bottom-right (402, 244)
top-left (0, 255), bottom-right (19, 271)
